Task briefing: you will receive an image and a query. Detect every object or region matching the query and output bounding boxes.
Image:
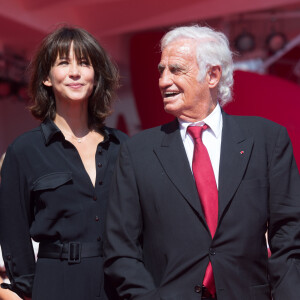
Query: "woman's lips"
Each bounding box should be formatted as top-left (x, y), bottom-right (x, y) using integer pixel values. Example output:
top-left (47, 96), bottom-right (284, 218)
top-left (67, 83), bottom-right (83, 89)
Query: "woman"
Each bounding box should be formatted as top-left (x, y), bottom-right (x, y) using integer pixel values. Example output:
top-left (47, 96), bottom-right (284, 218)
top-left (0, 26), bottom-right (127, 300)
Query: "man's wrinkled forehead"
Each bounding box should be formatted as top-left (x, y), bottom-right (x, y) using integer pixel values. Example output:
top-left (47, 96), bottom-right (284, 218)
top-left (166, 38), bottom-right (196, 53)
top-left (159, 39), bottom-right (197, 66)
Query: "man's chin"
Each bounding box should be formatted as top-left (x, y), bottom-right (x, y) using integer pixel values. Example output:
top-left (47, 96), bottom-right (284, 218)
top-left (164, 105), bottom-right (180, 118)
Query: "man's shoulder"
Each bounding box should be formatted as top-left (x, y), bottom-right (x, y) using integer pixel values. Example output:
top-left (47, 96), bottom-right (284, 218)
top-left (124, 120), bottom-right (177, 148)
top-left (130, 120), bottom-right (177, 140)
top-left (225, 113), bottom-right (284, 134)
top-left (230, 114), bottom-right (280, 126)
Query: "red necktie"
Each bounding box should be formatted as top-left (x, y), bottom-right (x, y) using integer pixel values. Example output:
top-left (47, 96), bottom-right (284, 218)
top-left (187, 125), bottom-right (218, 296)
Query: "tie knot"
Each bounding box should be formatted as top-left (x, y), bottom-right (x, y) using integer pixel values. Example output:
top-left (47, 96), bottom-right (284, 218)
top-left (187, 124), bottom-right (208, 141)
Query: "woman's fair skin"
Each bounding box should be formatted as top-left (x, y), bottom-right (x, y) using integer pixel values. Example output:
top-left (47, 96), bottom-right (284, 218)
top-left (43, 43), bottom-right (104, 186)
top-left (0, 277), bottom-right (21, 300)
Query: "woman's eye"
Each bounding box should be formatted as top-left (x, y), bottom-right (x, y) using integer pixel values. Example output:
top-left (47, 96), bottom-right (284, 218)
top-left (80, 60), bottom-right (90, 66)
top-left (58, 60), bottom-right (68, 65)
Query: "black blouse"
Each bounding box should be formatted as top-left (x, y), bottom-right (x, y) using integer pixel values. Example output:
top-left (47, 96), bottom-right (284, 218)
top-left (0, 118), bottom-right (127, 297)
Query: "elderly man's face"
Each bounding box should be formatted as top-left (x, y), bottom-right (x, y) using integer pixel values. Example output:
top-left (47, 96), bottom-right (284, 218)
top-left (158, 39), bottom-right (214, 122)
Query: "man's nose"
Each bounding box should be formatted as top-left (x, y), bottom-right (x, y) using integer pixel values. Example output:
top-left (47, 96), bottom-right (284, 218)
top-left (159, 70), bottom-right (173, 88)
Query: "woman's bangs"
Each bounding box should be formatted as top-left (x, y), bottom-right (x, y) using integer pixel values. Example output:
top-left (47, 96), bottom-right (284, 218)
top-left (73, 40), bottom-right (91, 63)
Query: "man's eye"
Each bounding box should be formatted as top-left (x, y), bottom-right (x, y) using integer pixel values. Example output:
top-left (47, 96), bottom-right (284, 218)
top-left (170, 67), bottom-right (182, 74)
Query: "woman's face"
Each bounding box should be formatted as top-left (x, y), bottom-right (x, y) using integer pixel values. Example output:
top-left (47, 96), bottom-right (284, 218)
top-left (43, 43), bottom-right (95, 104)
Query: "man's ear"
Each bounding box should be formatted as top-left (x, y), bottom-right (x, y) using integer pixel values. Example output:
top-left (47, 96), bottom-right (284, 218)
top-left (207, 66), bottom-right (222, 88)
top-left (43, 77), bottom-right (52, 87)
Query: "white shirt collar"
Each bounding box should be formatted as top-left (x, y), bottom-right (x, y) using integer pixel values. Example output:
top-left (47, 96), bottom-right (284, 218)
top-left (178, 103), bottom-right (223, 140)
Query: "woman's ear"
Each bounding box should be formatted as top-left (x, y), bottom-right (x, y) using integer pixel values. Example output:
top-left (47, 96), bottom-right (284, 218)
top-left (207, 65), bottom-right (222, 88)
top-left (43, 77), bottom-right (52, 87)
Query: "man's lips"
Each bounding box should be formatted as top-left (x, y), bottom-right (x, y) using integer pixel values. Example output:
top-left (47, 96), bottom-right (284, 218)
top-left (163, 91), bottom-right (180, 98)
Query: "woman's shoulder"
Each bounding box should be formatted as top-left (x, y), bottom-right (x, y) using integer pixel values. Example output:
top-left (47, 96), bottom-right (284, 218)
top-left (8, 125), bottom-right (43, 153)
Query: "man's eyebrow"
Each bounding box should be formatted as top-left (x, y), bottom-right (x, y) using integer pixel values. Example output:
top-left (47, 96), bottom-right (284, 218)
top-left (158, 64), bottom-right (165, 72)
top-left (169, 64), bottom-right (185, 71)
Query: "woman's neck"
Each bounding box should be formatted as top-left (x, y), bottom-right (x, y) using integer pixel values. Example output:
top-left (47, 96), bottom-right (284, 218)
top-left (54, 100), bottom-right (90, 136)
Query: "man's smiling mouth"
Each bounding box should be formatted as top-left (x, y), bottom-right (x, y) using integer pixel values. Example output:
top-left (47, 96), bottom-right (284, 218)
top-left (164, 91), bottom-right (180, 98)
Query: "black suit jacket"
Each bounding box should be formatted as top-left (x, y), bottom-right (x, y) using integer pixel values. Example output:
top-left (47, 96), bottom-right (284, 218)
top-left (104, 111), bottom-right (300, 300)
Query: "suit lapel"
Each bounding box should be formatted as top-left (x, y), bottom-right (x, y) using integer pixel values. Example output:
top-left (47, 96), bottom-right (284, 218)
top-left (153, 113), bottom-right (253, 227)
top-left (154, 120), bottom-right (205, 220)
top-left (218, 112), bottom-right (254, 220)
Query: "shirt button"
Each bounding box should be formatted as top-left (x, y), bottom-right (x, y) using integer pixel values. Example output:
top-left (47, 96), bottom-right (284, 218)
top-left (209, 248), bottom-right (216, 255)
top-left (194, 285), bottom-right (202, 293)
top-left (98, 163), bottom-right (102, 168)
top-left (97, 236), bottom-right (101, 241)
top-left (98, 149), bottom-right (102, 154)
top-left (99, 181), bottom-right (103, 185)
top-left (95, 216), bottom-right (99, 221)
top-left (7, 255), bottom-right (11, 260)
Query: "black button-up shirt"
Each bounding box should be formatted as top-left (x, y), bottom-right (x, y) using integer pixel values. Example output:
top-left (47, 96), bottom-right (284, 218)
top-left (0, 118), bottom-right (127, 297)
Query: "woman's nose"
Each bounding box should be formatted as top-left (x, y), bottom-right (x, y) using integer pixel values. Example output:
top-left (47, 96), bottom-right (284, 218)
top-left (69, 62), bottom-right (80, 77)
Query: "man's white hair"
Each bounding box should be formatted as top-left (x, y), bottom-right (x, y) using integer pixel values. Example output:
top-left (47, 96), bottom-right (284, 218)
top-left (161, 25), bottom-right (234, 106)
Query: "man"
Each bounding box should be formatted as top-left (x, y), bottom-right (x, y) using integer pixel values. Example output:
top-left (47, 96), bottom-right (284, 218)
top-left (104, 25), bottom-right (300, 300)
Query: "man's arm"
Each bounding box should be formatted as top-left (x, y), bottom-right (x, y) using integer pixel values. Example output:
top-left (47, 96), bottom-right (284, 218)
top-left (104, 142), bottom-right (157, 300)
top-left (268, 126), bottom-right (300, 299)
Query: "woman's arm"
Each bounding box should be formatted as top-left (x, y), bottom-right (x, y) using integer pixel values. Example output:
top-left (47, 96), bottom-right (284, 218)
top-left (0, 277), bottom-right (21, 300)
top-left (0, 145), bottom-right (35, 299)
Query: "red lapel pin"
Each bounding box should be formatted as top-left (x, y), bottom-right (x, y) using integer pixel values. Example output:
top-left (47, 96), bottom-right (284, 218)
top-left (240, 150), bottom-right (244, 155)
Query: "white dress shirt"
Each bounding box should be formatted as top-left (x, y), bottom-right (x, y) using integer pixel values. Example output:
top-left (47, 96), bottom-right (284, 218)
top-left (179, 104), bottom-right (223, 188)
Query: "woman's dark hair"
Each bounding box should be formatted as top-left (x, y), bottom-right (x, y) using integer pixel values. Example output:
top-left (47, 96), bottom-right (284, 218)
top-left (29, 26), bottom-right (119, 128)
